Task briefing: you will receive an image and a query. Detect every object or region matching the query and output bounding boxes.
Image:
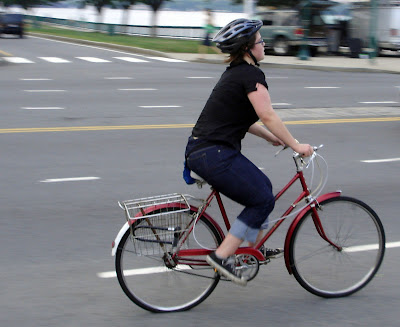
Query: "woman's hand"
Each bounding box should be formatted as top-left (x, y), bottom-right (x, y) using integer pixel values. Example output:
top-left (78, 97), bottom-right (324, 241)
top-left (266, 134), bottom-right (285, 147)
top-left (293, 143), bottom-right (314, 157)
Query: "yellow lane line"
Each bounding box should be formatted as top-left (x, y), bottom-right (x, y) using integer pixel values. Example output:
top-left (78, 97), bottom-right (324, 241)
top-left (0, 50), bottom-right (12, 56)
top-left (0, 117), bottom-right (399, 134)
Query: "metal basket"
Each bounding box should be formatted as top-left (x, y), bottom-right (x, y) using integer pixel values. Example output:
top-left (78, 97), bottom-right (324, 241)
top-left (119, 193), bottom-right (193, 256)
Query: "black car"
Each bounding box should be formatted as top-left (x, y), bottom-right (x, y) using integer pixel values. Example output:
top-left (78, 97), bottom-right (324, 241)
top-left (0, 13), bottom-right (24, 38)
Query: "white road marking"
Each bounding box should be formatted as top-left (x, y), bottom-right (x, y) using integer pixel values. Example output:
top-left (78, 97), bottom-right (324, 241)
top-left (186, 76), bottom-right (213, 79)
top-left (344, 241), bottom-right (400, 253)
top-left (305, 86), bottom-right (340, 89)
top-left (272, 103), bottom-right (292, 106)
top-left (361, 157), bottom-right (400, 163)
top-left (76, 57), bottom-right (111, 63)
top-left (4, 57), bottom-right (34, 63)
top-left (97, 265), bottom-right (192, 279)
top-left (358, 101), bottom-right (398, 104)
top-left (24, 90), bottom-right (66, 92)
top-left (98, 241), bottom-right (400, 278)
top-left (21, 107), bottom-right (64, 110)
top-left (39, 57), bottom-right (70, 63)
top-left (104, 77), bottom-right (134, 80)
top-left (113, 56), bottom-right (149, 63)
top-left (40, 177), bottom-right (100, 183)
top-left (20, 78), bottom-right (53, 81)
top-left (118, 88), bottom-right (157, 91)
top-left (139, 105), bottom-right (182, 108)
top-left (147, 57), bottom-right (187, 63)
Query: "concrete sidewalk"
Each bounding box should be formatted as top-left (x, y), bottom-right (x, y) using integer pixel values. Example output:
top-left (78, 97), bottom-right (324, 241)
top-left (1, 33), bottom-right (399, 74)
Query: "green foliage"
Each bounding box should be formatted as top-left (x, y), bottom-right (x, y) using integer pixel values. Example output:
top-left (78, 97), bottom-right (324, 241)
top-left (139, 0), bottom-right (172, 12)
top-left (2, 0), bottom-right (60, 10)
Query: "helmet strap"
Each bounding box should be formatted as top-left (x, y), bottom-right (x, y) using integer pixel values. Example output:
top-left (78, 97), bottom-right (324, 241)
top-left (247, 49), bottom-right (259, 67)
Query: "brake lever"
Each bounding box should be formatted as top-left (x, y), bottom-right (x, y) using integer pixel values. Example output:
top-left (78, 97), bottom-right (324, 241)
top-left (275, 145), bottom-right (289, 157)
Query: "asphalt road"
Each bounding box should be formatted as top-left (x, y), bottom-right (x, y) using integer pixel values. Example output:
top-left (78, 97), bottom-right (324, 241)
top-left (1, 36), bottom-right (399, 327)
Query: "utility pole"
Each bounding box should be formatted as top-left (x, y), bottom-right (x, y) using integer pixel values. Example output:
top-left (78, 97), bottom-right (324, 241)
top-left (369, 0), bottom-right (378, 59)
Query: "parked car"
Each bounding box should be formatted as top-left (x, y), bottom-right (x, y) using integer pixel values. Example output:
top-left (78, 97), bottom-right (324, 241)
top-left (0, 13), bottom-right (24, 38)
top-left (254, 9), bottom-right (328, 56)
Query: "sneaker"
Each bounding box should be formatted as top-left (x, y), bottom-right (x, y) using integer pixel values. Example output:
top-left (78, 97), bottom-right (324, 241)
top-left (260, 246), bottom-right (284, 259)
top-left (206, 252), bottom-right (247, 286)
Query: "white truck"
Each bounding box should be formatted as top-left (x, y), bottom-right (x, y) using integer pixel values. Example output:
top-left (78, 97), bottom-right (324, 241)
top-left (350, 2), bottom-right (400, 54)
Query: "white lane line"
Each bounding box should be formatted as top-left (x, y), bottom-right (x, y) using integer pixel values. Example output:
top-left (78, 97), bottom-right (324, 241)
top-left (21, 107), bottom-right (64, 110)
top-left (139, 105), bottom-right (182, 108)
top-left (104, 77), bottom-right (134, 80)
top-left (113, 57), bottom-right (149, 63)
top-left (305, 86), bottom-right (340, 89)
top-left (97, 265), bottom-right (192, 279)
top-left (186, 76), bottom-right (213, 79)
top-left (359, 101), bottom-right (398, 104)
top-left (24, 90), bottom-right (66, 93)
top-left (344, 241), bottom-right (400, 253)
top-left (272, 103), bottom-right (292, 106)
top-left (118, 88), bottom-right (157, 91)
top-left (76, 57), bottom-right (111, 63)
top-left (98, 241), bottom-right (400, 278)
top-left (4, 57), bottom-right (34, 63)
top-left (39, 57), bottom-right (70, 63)
top-left (20, 78), bottom-right (53, 81)
top-left (40, 177), bottom-right (100, 183)
top-left (147, 57), bottom-right (187, 63)
top-left (361, 157), bottom-right (400, 163)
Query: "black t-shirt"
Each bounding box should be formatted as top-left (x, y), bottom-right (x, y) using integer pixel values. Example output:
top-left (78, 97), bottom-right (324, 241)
top-left (192, 61), bottom-right (268, 151)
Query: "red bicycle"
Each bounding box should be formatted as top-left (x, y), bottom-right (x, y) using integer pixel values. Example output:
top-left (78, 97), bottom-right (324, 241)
top-left (112, 146), bottom-right (385, 313)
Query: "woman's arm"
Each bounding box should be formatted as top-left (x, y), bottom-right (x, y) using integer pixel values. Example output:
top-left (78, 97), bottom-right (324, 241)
top-left (248, 123), bottom-right (284, 146)
top-left (248, 83), bottom-right (313, 156)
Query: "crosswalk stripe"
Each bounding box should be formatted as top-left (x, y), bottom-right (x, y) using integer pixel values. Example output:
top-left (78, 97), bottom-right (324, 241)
top-left (4, 57), bottom-right (34, 63)
top-left (147, 57), bottom-right (187, 63)
top-left (113, 57), bottom-right (149, 63)
top-left (39, 57), bottom-right (71, 63)
top-left (76, 57), bottom-right (111, 63)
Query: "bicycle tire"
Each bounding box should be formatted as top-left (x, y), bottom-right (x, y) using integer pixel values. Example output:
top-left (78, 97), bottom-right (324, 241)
top-left (289, 196), bottom-right (385, 298)
top-left (115, 207), bottom-right (222, 313)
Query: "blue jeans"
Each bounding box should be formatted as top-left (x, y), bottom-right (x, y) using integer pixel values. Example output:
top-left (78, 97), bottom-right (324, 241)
top-left (185, 137), bottom-right (275, 243)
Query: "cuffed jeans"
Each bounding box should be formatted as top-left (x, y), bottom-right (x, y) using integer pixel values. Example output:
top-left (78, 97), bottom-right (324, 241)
top-left (185, 136), bottom-right (275, 243)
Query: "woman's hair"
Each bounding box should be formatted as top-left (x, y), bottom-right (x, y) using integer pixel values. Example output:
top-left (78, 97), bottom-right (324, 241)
top-left (225, 33), bottom-right (257, 64)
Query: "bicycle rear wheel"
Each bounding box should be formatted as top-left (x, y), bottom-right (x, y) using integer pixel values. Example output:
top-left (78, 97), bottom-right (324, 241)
top-left (289, 196), bottom-right (385, 298)
top-left (115, 208), bottom-right (222, 312)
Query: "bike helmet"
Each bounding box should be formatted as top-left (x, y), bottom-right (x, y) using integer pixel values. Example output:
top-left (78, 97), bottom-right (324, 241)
top-left (212, 18), bottom-right (263, 54)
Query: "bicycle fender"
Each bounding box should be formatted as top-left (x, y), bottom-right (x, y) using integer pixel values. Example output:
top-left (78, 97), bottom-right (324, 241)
top-left (283, 191), bottom-right (342, 274)
top-left (111, 203), bottom-right (224, 256)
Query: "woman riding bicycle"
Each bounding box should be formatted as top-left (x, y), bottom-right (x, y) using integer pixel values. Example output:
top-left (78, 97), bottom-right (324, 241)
top-left (184, 18), bottom-right (313, 286)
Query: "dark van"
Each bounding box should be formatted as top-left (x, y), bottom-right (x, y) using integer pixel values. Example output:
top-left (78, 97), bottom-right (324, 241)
top-left (0, 13), bottom-right (24, 38)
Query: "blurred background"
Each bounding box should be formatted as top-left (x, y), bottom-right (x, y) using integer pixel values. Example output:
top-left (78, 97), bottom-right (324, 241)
top-left (1, 0), bottom-right (399, 58)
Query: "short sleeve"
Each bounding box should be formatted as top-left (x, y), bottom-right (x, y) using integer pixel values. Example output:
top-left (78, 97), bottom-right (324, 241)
top-left (243, 67), bottom-right (269, 94)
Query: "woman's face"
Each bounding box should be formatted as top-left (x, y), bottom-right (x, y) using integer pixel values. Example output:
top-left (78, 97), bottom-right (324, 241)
top-left (251, 32), bottom-right (265, 62)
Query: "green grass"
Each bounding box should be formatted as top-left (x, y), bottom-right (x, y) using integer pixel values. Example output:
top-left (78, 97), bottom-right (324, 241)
top-left (27, 24), bottom-right (219, 54)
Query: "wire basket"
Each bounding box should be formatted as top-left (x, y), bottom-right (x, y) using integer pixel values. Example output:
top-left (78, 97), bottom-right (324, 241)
top-left (119, 193), bottom-right (193, 256)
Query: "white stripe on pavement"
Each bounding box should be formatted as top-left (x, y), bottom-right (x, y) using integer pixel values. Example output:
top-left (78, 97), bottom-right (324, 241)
top-left (147, 57), bottom-right (187, 63)
top-left (4, 57), bottom-right (34, 63)
top-left (24, 90), bottom-right (66, 92)
top-left (40, 177), bottom-right (100, 183)
top-left (139, 105), bottom-right (182, 108)
top-left (305, 86), bottom-right (340, 89)
top-left (361, 158), bottom-right (400, 163)
top-left (97, 265), bottom-right (192, 279)
top-left (344, 241), bottom-right (400, 253)
top-left (104, 77), bottom-right (134, 80)
top-left (118, 88), bottom-right (157, 91)
top-left (39, 57), bottom-right (70, 63)
top-left (359, 101), bottom-right (398, 104)
top-left (20, 78), bottom-right (53, 81)
top-left (21, 107), bottom-right (64, 110)
top-left (113, 57), bottom-right (149, 63)
top-left (76, 57), bottom-right (111, 63)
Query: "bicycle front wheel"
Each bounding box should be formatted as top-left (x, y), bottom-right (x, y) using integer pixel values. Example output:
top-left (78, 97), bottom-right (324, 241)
top-left (289, 196), bottom-right (385, 298)
top-left (115, 209), bottom-right (222, 313)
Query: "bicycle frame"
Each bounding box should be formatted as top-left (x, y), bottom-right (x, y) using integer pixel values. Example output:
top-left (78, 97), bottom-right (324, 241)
top-left (175, 155), bottom-right (342, 275)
